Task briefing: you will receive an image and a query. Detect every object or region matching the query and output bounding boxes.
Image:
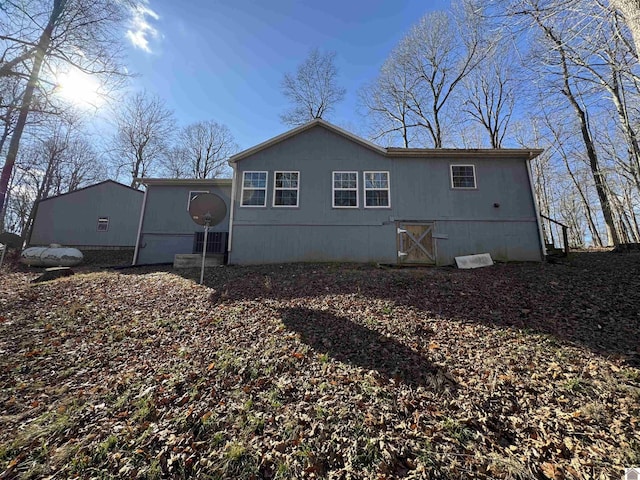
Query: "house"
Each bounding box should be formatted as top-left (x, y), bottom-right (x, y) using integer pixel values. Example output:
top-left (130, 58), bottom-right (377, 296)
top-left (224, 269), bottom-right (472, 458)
top-left (134, 120), bottom-right (545, 266)
top-left (29, 180), bottom-right (144, 250)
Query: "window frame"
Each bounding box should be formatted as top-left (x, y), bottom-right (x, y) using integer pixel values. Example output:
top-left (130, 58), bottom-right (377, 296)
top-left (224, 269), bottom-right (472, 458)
top-left (450, 164), bottom-right (477, 189)
top-left (97, 217), bottom-right (109, 232)
top-left (332, 171), bottom-right (359, 209)
top-left (187, 190), bottom-right (209, 211)
top-left (272, 171), bottom-right (300, 208)
top-left (363, 171), bottom-right (391, 208)
top-left (241, 171), bottom-right (268, 207)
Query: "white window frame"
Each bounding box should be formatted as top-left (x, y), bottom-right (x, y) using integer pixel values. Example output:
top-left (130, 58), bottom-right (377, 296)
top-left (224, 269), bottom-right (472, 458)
top-left (450, 164), bottom-right (477, 189)
top-left (272, 171), bottom-right (300, 208)
top-left (332, 171), bottom-right (359, 208)
top-left (97, 217), bottom-right (109, 232)
top-left (363, 171), bottom-right (391, 208)
top-left (187, 190), bottom-right (209, 211)
top-left (241, 171), bottom-right (268, 207)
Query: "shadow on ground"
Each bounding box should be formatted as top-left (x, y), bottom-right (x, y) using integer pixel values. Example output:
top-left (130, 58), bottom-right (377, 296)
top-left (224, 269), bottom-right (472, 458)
top-left (168, 252), bottom-right (640, 365)
top-left (278, 306), bottom-right (455, 390)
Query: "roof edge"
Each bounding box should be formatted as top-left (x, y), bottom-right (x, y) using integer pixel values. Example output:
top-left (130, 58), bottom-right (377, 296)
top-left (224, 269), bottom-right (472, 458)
top-left (38, 180), bottom-right (142, 203)
top-left (229, 119), bottom-right (387, 164)
top-left (386, 148), bottom-right (544, 159)
top-left (138, 178), bottom-right (233, 186)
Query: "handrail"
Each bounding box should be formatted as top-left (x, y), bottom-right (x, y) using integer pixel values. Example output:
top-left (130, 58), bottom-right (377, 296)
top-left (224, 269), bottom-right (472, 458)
top-left (540, 214), bottom-right (568, 229)
top-left (540, 214), bottom-right (569, 257)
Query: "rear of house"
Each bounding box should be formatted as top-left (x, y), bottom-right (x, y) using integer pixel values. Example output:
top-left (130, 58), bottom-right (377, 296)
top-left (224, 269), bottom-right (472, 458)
top-left (227, 120), bottom-right (544, 266)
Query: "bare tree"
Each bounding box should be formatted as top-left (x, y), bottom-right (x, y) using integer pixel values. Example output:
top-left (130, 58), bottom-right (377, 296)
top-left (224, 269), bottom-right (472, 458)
top-left (0, 0), bottom-right (130, 217)
top-left (163, 121), bottom-right (238, 179)
top-left (462, 54), bottom-right (516, 148)
top-left (610, 0), bottom-right (640, 57)
top-left (111, 92), bottom-right (175, 188)
top-left (280, 48), bottom-right (346, 127)
top-left (359, 48), bottom-right (420, 147)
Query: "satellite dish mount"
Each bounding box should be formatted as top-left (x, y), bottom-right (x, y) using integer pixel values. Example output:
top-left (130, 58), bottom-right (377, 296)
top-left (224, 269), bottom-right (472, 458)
top-left (187, 193), bottom-right (227, 284)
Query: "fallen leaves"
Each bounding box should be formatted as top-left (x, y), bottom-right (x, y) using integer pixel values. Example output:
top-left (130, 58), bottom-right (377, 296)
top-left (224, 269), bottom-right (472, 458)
top-left (0, 253), bottom-right (638, 478)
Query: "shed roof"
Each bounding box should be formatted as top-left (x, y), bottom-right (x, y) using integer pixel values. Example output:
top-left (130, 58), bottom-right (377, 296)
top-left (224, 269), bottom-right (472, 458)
top-left (228, 119), bottom-right (543, 163)
top-left (38, 180), bottom-right (142, 203)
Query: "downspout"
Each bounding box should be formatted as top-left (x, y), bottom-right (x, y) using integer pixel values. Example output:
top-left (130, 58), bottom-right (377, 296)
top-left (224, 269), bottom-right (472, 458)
top-left (132, 185), bottom-right (149, 265)
top-left (227, 163), bottom-right (237, 260)
top-left (526, 155), bottom-right (547, 260)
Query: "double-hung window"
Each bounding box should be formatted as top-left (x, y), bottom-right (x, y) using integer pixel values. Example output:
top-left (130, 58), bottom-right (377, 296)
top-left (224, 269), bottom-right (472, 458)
top-left (273, 171), bottom-right (299, 207)
top-left (450, 165), bottom-right (476, 189)
top-left (364, 171), bottom-right (390, 208)
top-left (333, 171), bottom-right (358, 208)
top-left (241, 171), bottom-right (268, 206)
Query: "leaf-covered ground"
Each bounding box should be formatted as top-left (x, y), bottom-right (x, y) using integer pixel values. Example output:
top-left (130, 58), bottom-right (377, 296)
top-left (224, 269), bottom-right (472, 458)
top-left (1, 252), bottom-right (639, 479)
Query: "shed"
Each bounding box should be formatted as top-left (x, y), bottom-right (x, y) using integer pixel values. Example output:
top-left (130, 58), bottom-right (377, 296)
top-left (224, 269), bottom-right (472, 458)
top-left (29, 180), bottom-right (143, 249)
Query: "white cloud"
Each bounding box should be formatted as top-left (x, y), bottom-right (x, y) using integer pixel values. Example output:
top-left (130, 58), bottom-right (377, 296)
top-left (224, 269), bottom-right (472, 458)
top-left (126, 2), bottom-right (160, 53)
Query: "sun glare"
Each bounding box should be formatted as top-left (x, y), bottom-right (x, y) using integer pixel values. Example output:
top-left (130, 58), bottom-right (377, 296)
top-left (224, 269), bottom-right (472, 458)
top-left (55, 68), bottom-right (104, 109)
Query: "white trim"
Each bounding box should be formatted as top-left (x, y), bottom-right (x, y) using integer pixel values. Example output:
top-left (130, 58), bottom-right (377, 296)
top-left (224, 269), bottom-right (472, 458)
top-left (228, 168), bottom-right (237, 253)
top-left (132, 188), bottom-right (148, 265)
top-left (526, 158), bottom-right (547, 258)
top-left (363, 171), bottom-right (391, 208)
top-left (240, 171), bottom-right (268, 207)
top-left (187, 190), bottom-right (209, 211)
top-left (272, 171), bottom-right (300, 208)
top-left (332, 171), bottom-right (359, 208)
top-left (450, 164), bottom-right (477, 189)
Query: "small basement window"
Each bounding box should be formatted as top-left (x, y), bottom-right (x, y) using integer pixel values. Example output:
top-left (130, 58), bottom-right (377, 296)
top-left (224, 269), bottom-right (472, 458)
top-left (187, 190), bottom-right (209, 210)
top-left (97, 217), bottom-right (109, 232)
top-left (451, 165), bottom-right (476, 189)
top-left (241, 171), bottom-right (268, 207)
top-left (333, 171), bottom-right (358, 208)
top-left (364, 171), bottom-right (390, 208)
top-left (273, 171), bottom-right (299, 207)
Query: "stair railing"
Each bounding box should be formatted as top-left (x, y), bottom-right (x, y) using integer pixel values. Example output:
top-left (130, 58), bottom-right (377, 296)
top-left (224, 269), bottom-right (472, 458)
top-left (540, 214), bottom-right (569, 257)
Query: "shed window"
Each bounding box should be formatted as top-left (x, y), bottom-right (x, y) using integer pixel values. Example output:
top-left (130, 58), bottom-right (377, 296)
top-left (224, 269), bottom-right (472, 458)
top-left (187, 190), bottom-right (209, 211)
top-left (241, 171), bottom-right (267, 207)
top-left (97, 217), bottom-right (109, 232)
top-left (273, 171), bottom-right (299, 207)
top-left (364, 171), bottom-right (390, 208)
top-left (451, 165), bottom-right (476, 189)
top-left (333, 171), bottom-right (358, 208)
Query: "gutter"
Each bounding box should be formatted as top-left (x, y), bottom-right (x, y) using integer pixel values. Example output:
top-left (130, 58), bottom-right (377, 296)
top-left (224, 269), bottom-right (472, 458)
top-left (227, 166), bottom-right (237, 256)
top-left (525, 157), bottom-right (547, 259)
top-left (132, 187), bottom-right (149, 265)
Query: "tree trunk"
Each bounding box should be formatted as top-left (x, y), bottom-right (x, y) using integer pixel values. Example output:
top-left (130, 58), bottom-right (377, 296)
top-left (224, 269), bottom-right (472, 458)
top-left (611, 0), bottom-right (640, 57)
top-left (0, 0), bottom-right (66, 216)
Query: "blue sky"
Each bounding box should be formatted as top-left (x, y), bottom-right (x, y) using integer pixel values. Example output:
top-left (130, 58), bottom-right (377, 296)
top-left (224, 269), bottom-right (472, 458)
top-left (124, 0), bottom-right (451, 151)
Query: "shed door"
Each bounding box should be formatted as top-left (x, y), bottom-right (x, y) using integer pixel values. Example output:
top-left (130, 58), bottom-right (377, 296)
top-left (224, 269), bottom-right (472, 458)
top-left (397, 222), bottom-right (435, 264)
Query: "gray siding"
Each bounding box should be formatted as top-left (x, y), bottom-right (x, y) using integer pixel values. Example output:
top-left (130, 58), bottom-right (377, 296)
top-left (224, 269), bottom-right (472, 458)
top-left (137, 183), bottom-right (231, 264)
top-left (29, 181), bottom-right (143, 247)
top-left (229, 125), bottom-right (542, 265)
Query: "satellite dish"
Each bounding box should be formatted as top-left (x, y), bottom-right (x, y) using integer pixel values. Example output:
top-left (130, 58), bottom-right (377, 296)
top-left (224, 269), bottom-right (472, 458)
top-left (187, 193), bottom-right (227, 285)
top-left (188, 193), bottom-right (227, 227)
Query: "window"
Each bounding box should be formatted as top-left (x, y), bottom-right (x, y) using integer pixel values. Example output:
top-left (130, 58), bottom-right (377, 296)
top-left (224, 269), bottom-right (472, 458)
top-left (451, 165), bottom-right (476, 189)
top-left (241, 171), bottom-right (268, 206)
top-left (273, 171), bottom-right (299, 207)
top-left (187, 190), bottom-right (209, 211)
top-left (364, 171), bottom-right (390, 208)
top-left (97, 217), bottom-right (109, 232)
top-left (333, 171), bottom-right (358, 208)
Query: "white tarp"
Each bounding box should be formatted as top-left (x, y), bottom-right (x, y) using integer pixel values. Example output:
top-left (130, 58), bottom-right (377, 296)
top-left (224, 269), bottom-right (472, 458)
top-left (455, 253), bottom-right (493, 269)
